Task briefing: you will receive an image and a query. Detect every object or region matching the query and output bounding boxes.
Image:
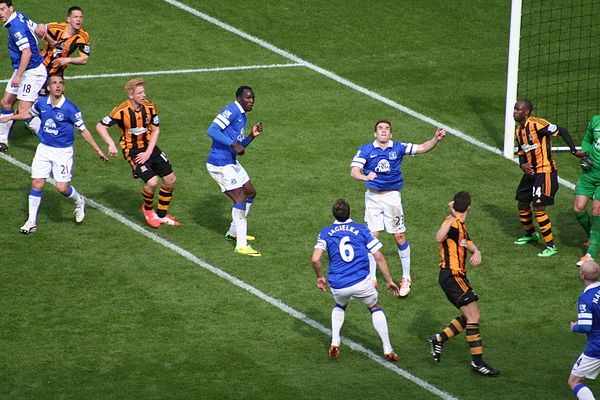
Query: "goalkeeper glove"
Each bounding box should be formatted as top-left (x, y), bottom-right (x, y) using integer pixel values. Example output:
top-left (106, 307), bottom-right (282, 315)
top-left (581, 156), bottom-right (594, 171)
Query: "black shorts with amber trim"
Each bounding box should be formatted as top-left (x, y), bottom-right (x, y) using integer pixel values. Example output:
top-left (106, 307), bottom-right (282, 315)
top-left (123, 146), bottom-right (173, 183)
top-left (439, 268), bottom-right (479, 309)
top-left (515, 171), bottom-right (558, 206)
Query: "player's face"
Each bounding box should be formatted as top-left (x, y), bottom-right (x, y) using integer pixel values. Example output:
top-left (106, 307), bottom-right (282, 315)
top-left (67, 10), bottom-right (84, 30)
top-left (513, 102), bottom-right (530, 123)
top-left (237, 90), bottom-right (255, 112)
top-left (129, 85), bottom-right (146, 106)
top-left (0, 4), bottom-right (13, 23)
top-left (374, 122), bottom-right (392, 143)
top-left (47, 76), bottom-right (65, 97)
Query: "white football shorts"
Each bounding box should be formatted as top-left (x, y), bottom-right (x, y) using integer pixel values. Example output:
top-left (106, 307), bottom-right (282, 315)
top-left (31, 143), bottom-right (74, 182)
top-left (5, 63), bottom-right (47, 102)
top-left (331, 276), bottom-right (379, 308)
top-left (206, 161), bottom-right (250, 192)
top-left (571, 353), bottom-right (600, 379)
top-left (364, 189), bottom-right (406, 234)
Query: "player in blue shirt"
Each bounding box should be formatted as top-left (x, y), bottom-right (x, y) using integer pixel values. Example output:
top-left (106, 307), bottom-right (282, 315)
top-left (0, 0), bottom-right (47, 152)
top-left (206, 86), bottom-right (262, 256)
top-left (569, 259), bottom-right (600, 400)
top-left (351, 120), bottom-right (445, 297)
top-left (311, 199), bottom-right (400, 360)
top-left (0, 75), bottom-right (112, 233)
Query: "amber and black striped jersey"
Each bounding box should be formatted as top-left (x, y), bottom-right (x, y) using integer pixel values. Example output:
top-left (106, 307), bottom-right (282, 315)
top-left (439, 216), bottom-right (473, 275)
top-left (514, 116), bottom-right (559, 174)
top-left (41, 23), bottom-right (90, 76)
top-left (100, 100), bottom-right (160, 151)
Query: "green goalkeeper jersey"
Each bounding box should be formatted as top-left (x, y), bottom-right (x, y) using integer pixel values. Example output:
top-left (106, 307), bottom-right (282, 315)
top-left (582, 115), bottom-right (600, 172)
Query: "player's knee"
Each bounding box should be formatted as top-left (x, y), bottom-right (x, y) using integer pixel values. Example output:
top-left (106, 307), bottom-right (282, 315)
top-left (0, 97), bottom-right (13, 110)
top-left (55, 184), bottom-right (68, 195)
top-left (163, 173), bottom-right (176, 188)
top-left (517, 201), bottom-right (530, 210)
top-left (394, 233), bottom-right (406, 244)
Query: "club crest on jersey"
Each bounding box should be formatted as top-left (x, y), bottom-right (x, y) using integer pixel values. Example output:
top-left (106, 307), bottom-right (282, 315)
top-left (375, 159), bottom-right (390, 173)
top-left (55, 112), bottom-right (65, 122)
top-left (389, 151), bottom-right (397, 160)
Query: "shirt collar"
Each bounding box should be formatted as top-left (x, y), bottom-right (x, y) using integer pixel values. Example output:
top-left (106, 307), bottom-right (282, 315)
top-left (47, 95), bottom-right (66, 108)
top-left (234, 101), bottom-right (246, 114)
top-left (372, 140), bottom-right (394, 149)
top-left (584, 281), bottom-right (600, 293)
top-left (333, 219), bottom-right (353, 224)
top-left (4, 12), bottom-right (16, 27)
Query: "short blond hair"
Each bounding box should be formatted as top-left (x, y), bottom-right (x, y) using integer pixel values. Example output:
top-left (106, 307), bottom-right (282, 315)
top-left (125, 78), bottom-right (145, 95)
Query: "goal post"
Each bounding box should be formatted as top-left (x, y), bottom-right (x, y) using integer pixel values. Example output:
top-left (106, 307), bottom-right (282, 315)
top-left (503, 0), bottom-right (522, 159)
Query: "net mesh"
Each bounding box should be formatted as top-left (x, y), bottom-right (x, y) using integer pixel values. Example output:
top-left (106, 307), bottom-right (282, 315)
top-left (518, 0), bottom-right (600, 140)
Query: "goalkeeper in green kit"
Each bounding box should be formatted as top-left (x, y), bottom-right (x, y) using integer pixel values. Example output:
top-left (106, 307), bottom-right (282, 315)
top-left (574, 115), bottom-right (600, 266)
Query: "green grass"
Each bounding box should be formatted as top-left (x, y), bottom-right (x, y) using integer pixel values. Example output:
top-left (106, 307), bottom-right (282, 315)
top-left (0, 0), bottom-right (591, 399)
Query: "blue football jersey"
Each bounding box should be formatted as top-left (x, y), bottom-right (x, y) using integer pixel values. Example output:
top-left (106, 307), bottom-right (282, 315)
top-left (314, 219), bottom-right (383, 289)
top-left (30, 96), bottom-right (86, 148)
top-left (351, 140), bottom-right (417, 191)
top-left (573, 282), bottom-right (600, 358)
top-left (4, 12), bottom-right (43, 70)
top-left (206, 101), bottom-right (249, 166)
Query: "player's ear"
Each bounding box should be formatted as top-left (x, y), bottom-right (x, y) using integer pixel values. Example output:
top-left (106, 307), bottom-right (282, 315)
top-left (373, 132), bottom-right (377, 138)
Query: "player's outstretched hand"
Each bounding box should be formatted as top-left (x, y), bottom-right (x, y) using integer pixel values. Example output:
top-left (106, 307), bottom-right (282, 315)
top-left (386, 281), bottom-right (400, 297)
top-left (252, 122), bottom-right (263, 138)
top-left (435, 128), bottom-right (446, 141)
top-left (108, 144), bottom-right (119, 158)
top-left (316, 277), bottom-right (328, 292)
top-left (581, 156), bottom-right (594, 171)
top-left (97, 149), bottom-right (109, 162)
top-left (520, 162), bottom-right (534, 176)
top-left (469, 250), bottom-right (482, 266)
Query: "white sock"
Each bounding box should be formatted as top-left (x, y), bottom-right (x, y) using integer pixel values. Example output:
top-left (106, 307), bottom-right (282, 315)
top-left (371, 308), bottom-right (393, 354)
top-left (331, 306), bottom-right (345, 346)
top-left (0, 111), bottom-right (13, 143)
top-left (398, 242), bottom-right (411, 279)
top-left (574, 384), bottom-right (596, 400)
top-left (368, 252), bottom-right (377, 282)
top-left (232, 205), bottom-right (247, 248)
top-left (28, 190), bottom-right (42, 224)
top-left (245, 200), bottom-right (253, 217)
top-left (28, 116), bottom-right (41, 134)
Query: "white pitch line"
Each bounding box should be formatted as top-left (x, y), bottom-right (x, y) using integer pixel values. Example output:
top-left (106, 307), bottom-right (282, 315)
top-left (0, 63), bottom-right (303, 83)
top-left (0, 151), bottom-right (458, 400)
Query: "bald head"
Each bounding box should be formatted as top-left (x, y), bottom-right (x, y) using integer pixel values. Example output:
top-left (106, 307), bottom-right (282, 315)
top-left (581, 260), bottom-right (600, 281)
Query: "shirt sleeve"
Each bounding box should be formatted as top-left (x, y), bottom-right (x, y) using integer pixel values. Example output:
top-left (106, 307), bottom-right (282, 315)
top-left (72, 105), bottom-right (87, 132)
top-left (365, 229), bottom-right (383, 254)
top-left (314, 233), bottom-right (327, 251)
top-left (573, 297), bottom-right (593, 333)
top-left (99, 106), bottom-right (120, 127)
top-left (351, 147), bottom-right (367, 169)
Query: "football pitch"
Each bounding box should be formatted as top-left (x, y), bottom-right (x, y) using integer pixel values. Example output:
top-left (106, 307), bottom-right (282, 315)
top-left (0, 1), bottom-right (590, 399)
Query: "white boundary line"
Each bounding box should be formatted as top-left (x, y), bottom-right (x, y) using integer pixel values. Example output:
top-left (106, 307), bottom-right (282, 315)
top-left (0, 63), bottom-right (303, 83)
top-left (162, 0), bottom-right (579, 191)
top-left (0, 151), bottom-right (458, 400)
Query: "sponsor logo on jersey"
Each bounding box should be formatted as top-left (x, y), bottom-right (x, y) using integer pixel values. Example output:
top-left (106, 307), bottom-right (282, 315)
top-left (43, 118), bottom-right (59, 135)
top-left (375, 159), bottom-right (390, 173)
top-left (128, 127), bottom-right (148, 136)
top-left (521, 143), bottom-right (538, 152)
